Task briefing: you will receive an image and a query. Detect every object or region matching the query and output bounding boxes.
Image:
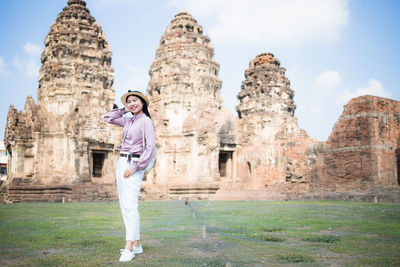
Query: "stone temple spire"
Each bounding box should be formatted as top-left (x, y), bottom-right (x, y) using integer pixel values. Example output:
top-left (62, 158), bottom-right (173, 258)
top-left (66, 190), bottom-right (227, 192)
top-left (237, 53), bottom-right (296, 119)
top-left (236, 53), bottom-right (299, 144)
top-left (67, 0), bottom-right (87, 6)
top-left (147, 10), bottom-right (222, 109)
top-left (165, 10), bottom-right (203, 35)
top-left (145, 11), bottom-right (234, 190)
top-left (38, 0), bottom-right (114, 116)
top-left (3, 0), bottom-right (121, 202)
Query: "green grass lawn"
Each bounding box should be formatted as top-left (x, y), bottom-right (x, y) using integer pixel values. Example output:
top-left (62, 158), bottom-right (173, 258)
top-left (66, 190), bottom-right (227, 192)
top-left (0, 200), bottom-right (399, 266)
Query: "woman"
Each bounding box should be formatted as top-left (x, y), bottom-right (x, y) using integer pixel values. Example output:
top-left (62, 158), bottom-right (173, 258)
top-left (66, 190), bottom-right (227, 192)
top-left (103, 90), bottom-right (156, 262)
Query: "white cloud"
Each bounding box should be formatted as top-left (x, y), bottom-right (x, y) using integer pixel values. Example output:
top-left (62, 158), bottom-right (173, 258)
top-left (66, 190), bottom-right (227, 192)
top-left (169, 0), bottom-right (349, 46)
top-left (307, 70), bottom-right (342, 114)
top-left (340, 79), bottom-right (391, 104)
top-left (313, 70), bottom-right (342, 89)
top-left (0, 56), bottom-right (10, 76)
top-left (299, 72), bottom-right (392, 141)
top-left (114, 66), bottom-right (149, 106)
top-left (24, 43), bottom-right (42, 55)
top-left (13, 42), bottom-right (42, 77)
top-left (12, 56), bottom-right (24, 72)
top-left (292, 69), bottom-right (345, 140)
top-left (311, 72), bottom-right (391, 105)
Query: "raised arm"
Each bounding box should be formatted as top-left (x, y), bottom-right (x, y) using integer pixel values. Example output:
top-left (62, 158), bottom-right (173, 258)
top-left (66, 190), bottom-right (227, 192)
top-left (103, 107), bottom-right (129, 127)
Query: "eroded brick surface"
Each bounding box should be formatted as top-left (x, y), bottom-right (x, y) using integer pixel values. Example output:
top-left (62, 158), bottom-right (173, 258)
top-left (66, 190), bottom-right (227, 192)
top-left (311, 96), bottom-right (400, 192)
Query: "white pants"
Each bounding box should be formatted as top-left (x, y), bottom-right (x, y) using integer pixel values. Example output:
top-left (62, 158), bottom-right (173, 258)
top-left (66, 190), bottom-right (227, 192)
top-left (116, 157), bottom-right (144, 241)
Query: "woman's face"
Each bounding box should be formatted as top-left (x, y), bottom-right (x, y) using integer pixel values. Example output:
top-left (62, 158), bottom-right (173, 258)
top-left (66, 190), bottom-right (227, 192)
top-left (126, 95), bottom-right (143, 115)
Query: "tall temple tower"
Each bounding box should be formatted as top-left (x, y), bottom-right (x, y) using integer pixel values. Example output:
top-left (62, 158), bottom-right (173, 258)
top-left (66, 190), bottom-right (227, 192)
top-left (146, 11), bottom-right (236, 198)
top-left (234, 53), bottom-right (316, 191)
top-left (236, 53), bottom-right (298, 144)
top-left (2, 0), bottom-right (121, 202)
top-left (38, 0), bottom-right (115, 116)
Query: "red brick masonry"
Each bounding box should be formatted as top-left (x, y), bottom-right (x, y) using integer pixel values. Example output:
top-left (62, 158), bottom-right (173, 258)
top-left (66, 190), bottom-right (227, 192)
top-left (311, 95), bottom-right (400, 192)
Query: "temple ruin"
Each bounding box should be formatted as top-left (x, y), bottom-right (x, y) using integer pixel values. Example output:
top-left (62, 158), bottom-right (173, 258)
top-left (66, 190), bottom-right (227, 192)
top-left (2, 0), bottom-right (121, 202)
top-left (306, 95), bottom-right (400, 201)
top-left (235, 53), bottom-right (317, 189)
top-left (144, 10), bottom-right (236, 199)
top-left (2, 1), bottom-right (399, 203)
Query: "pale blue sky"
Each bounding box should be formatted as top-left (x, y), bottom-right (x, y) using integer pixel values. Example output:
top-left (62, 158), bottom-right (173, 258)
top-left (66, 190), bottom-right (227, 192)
top-left (0, 0), bottom-right (399, 142)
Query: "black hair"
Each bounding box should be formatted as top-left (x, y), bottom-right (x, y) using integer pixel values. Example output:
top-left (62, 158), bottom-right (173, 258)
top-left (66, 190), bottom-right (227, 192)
top-left (127, 94), bottom-right (151, 119)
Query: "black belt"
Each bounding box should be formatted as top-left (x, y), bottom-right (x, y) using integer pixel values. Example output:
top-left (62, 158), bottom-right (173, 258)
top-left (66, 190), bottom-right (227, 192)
top-left (120, 153), bottom-right (140, 158)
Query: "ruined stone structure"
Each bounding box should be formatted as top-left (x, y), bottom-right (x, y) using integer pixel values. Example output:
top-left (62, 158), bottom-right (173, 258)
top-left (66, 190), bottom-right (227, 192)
top-left (214, 53), bottom-right (318, 199)
top-left (2, 2), bottom-right (400, 203)
top-left (236, 52), bottom-right (317, 187)
top-left (306, 96), bottom-right (400, 201)
top-left (145, 10), bottom-right (237, 199)
top-left (2, 0), bottom-right (121, 202)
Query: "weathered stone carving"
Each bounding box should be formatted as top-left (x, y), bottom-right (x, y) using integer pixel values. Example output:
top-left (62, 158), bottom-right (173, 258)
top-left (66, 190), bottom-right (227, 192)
top-left (220, 53), bottom-right (318, 195)
top-left (145, 10), bottom-right (237, 199)
top-left (237, 53), bottom-right (297, 145)
top-left (2, 0), bottom-right (121, 202)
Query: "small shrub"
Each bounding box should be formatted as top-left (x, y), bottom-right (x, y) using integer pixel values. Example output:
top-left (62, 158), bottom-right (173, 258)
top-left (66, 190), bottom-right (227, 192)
top-left (250, 233), bottom-right (285, 242)
top-left (260, 226), bottom-right (283, 232)
top-left (277, 253), bottom-right (315, 263)
top-left (302, 235), bottom-right (340, 243)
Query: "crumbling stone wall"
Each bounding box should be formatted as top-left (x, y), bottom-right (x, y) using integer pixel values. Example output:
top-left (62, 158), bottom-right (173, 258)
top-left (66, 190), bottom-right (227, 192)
top-left (311, 96), bottom-right (400, 192)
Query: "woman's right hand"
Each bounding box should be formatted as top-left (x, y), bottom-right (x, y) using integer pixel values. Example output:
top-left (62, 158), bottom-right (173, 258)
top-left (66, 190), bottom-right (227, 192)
top-left (123, 167), bottom-right (135, 178)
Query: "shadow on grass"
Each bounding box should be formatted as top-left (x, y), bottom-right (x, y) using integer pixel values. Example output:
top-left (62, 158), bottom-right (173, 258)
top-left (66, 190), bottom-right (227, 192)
top-left (302, 235), bottom-right (341, 243)
top-left (260, 226), bottom-right (284, 232)
top-left (276, 252), bottom-right (315, 263)
top-left (247, 233), bottom-right (286, 242)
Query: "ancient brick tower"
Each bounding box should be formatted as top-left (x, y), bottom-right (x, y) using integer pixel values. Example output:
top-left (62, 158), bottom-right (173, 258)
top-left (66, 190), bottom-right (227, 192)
top-left (2, 0), bottom-right (121, 202)
top-left (236, 53), bottom-right (298, 144)
top-left (146, 11), bottom-right (236, 198)
top-left (234, 53), bottom-right (317, 191)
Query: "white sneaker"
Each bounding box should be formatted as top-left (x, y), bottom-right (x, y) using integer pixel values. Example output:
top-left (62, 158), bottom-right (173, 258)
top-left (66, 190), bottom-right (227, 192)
top-left (133, 245), bottom-right (143, 254)
top-left (119, 249), bottom-right (135, 262)
top-left (120, 246), bottom-right (143, 255)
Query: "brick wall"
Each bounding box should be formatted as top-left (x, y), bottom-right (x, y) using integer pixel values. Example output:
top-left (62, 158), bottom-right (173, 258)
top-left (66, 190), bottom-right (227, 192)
top-left (311, 95), bottom-right (400, 192)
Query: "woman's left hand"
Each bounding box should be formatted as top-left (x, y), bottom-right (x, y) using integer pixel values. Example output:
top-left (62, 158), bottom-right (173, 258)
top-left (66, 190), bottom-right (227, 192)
top-left (123, 167), bottom-right (135, 178)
